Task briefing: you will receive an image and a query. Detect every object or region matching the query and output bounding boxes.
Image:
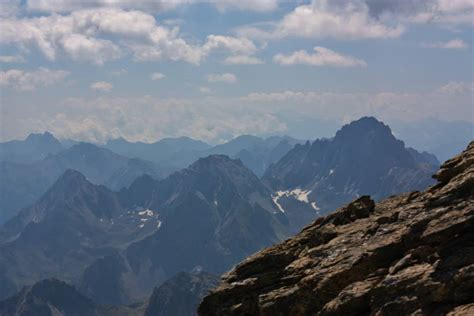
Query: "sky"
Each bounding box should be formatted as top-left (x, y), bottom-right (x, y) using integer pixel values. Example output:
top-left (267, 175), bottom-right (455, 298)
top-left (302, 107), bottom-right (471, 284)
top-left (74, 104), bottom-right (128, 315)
top-left (0, 0), bottom-right (473, 144)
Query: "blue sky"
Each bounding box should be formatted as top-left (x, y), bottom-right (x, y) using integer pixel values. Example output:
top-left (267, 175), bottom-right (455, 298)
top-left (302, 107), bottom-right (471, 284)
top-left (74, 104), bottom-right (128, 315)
top-left (0, 0), bottom-right (473, 143)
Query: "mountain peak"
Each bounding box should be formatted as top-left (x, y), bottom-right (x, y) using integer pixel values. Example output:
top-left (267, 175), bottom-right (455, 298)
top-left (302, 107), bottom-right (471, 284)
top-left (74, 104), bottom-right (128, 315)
top-left (25, 131), bottom-right (58, 143)
top-left (189, 154), bottom-right (245, 171)
top-left (334, 116), bottom-right (394, 143)
top-left (41, 169), bottom-right (94, 202)
top-left (58, 169), bottom-right (88, 183)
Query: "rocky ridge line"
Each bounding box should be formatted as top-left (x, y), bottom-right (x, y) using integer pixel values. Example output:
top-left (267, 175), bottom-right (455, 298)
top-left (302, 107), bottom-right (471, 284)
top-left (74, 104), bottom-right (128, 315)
top-left (199, 141), bottom-right (474, 316)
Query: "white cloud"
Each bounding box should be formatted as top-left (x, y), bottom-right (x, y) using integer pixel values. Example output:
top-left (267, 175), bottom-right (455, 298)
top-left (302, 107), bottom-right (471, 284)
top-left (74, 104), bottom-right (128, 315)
top-left (237, 0), bottom-right (473, 42)
top-left (273, 47), bottom-right (367, 67)
top-left (0, 8), bottom-right (259, 65)
top-left (0, 55), bottom-right (25, 63)
top-left (223, 55), bottom-right (264, 65)
top-left (206, 73), bottom-right (237, 83)
top-left (421, 38), bottom-right (468, 49)
top-left (0, 67), bottom-right (69, 90)
top-left (61, 34), bottom-right (122, 65)
top-left (238, 0), bottom-right (404, 40)
top-left (90, 81), bottom-right (113, 92)
top-left (202, 35), bottom-right (258, 55)
top-left (150, 72), bottom-right (165, 80)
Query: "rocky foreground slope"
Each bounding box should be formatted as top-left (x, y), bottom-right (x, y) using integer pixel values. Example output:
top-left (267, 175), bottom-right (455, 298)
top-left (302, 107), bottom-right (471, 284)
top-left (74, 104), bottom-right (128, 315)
top-left (199, 141), bottom-right (474, 316)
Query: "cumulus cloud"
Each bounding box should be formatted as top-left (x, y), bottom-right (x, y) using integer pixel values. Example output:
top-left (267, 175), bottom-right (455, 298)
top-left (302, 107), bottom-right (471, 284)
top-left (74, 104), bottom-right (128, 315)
top-left (0, 8), bottom-right (260, 65)
top-left (206, 73), bottom-right (237, 83)
top-left (421, 38), bottom-right (468, 49)
top-left (273, 47), bottom-right (367, 67)
top-left (0, 67), bottom-right (69, 90)
top-left (237, 0), bottom-right (473, 41)
top-left (238, 0), bottom-right (405, 40)
top-left (202, 35), bottom-right (258, 55)
top-left (90, 81), bottom-right (113, 92)
top-left (223, 55), bottom-right (264, 65)
top-left (150, 72), bottom-right (165, 80)
top-left (0, 55), bottom-right (25, 63)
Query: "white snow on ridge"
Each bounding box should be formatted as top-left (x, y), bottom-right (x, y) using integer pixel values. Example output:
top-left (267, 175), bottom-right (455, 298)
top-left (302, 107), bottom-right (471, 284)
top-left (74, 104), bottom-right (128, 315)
top-left (311, 202), bottom-right (320, 211)
top-left (138, 209), bottom-right (154, 216)
top-left (272, 191), bottom-right (287, 213)
top-left (272, 188), bottom-right (320, 213)
top-left (291, 188), bottom-right (311, 203)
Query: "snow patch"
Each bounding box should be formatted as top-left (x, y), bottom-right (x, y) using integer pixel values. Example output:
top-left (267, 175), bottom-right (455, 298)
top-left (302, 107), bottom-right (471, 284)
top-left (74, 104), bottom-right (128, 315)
top-left (272, 189), bottom-right (320, 213)
top-left (272, 192), bottom-right (286, 213)
top-left (311, 202), bottom-right (320, 211)
top-left (138, 209), bottom-right (154, 217)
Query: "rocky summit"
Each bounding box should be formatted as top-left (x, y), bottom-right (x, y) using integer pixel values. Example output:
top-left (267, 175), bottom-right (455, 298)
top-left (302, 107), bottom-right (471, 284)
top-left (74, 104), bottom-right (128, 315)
top-left (199, 141), bottom-right (474, 316)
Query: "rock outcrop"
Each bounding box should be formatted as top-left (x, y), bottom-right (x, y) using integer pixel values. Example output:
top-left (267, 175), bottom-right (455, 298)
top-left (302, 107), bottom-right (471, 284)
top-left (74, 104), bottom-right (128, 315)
top-left (199, 141), bottom-right (474, 316)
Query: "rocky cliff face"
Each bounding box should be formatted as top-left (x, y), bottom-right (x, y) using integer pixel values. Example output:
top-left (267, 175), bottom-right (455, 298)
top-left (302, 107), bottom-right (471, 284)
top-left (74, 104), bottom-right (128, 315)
top-left (199, 141), bottom-right (474, 316)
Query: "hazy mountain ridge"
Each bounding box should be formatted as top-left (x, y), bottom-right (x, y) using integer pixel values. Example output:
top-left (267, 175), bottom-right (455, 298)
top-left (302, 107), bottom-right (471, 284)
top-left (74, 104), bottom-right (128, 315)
top-left (0, 132), bottom-right (63, 164)
top-left (103, 134), bottom-right (304, 177)
top-left (0, 141), bottom-right (162, 224)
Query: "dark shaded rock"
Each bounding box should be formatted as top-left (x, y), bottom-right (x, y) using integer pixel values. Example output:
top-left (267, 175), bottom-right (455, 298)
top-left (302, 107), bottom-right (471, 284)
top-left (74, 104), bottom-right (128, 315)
top-left (0, 279), bottom-right (98, 316)
top-left (199, 141), bottom-right (474, 316)
top-left (144, 271), bottom-right (219, 316)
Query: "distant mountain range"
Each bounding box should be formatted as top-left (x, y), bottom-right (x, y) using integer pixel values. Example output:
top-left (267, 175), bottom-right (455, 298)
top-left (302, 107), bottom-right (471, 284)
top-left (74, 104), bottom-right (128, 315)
top-left (0, 141), bottom-right (162, 224)
top-left (0, 117), bottom-right (451, 314)
top-left (0, 132), bottom-right (303, 225)
top-left (103, 134), bottom-right (304, 177)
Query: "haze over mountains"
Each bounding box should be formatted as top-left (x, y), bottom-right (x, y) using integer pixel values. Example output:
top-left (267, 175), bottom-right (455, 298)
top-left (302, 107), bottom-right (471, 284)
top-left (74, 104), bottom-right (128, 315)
top-left (0, 117), bottom-right (470, 315)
